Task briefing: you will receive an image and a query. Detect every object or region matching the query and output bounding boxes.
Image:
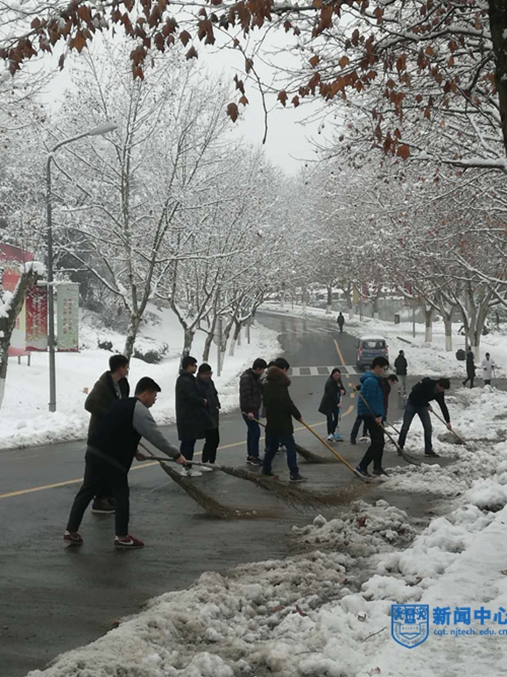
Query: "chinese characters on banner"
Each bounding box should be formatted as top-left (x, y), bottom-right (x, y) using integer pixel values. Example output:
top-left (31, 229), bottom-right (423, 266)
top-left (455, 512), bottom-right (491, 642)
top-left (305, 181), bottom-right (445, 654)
top-left (56, 283), bottom-right (79, 352)
top-left (25, 286), bottom-right (48, 351)
top-left (0, 243), bottom-right (36, 353)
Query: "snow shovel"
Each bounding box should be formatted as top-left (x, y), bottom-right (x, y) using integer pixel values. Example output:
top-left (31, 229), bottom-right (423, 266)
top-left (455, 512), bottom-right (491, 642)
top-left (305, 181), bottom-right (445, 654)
top-left (430, 410), bottom-right (468, 446)
top-left (298, 419), bottom-right (372, 482)
top-left (350, 384), bottom-right (422, 467)
top-left (248, 414), bottom-right (332, 464)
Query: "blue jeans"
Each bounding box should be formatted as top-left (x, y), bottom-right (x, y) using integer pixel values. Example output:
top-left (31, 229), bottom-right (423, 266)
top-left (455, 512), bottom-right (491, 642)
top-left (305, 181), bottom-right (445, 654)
top-left (242, 412), bottom-right (260, 458)
top-left (180, 439), bottom-right (196, 462)
top-left (263, 434), bottom-right (299, 475)
top-left (398, 402), bottom-right (433, 452)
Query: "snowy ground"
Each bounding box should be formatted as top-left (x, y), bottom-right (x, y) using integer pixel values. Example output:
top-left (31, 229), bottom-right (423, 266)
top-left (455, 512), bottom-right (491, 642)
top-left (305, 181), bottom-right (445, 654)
top-left (27, 386), bottom-right (507, 676)
top-left (261, 300), bottom-right (507, 379)
top-left (0, 306), bottom-right (280, 450)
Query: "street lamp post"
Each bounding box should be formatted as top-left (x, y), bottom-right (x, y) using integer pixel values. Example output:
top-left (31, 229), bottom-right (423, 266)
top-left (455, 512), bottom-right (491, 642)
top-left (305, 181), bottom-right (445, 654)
top-left (46, 122), bottom-right (117, 412)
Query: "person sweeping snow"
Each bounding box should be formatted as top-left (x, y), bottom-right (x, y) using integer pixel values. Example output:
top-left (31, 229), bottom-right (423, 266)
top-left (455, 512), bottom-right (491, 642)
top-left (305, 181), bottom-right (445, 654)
top-left (318, 368), bottom-right (346, 441)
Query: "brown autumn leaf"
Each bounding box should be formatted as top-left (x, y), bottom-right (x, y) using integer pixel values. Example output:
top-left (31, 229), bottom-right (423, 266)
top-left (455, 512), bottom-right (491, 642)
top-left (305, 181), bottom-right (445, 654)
top-left (179, 30), bottom-right (191, 46)
top-left (292, 95), bottom-right (300, 107)
top-left (309, 54), bottom-right (319, 68)
top-left (339, 55), bottom-right (350, 68)
top-left (239, 95), bottom-right (248, 106)
top-left (278, 90), bottom-right (288, 106)
top-left (397, 144), bottom-right (410, 160)
top-left (245, 58), bottom-right (253, 73)
top-left (69, 31), bottom-right (87, 53)
top-left (226, 102), bottom-right (239, 122)
top-left (185, 46), bottom-right (198, 59)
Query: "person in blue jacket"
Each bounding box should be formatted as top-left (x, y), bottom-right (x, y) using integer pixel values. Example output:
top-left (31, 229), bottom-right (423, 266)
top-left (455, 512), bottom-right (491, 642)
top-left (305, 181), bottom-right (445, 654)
top-left (355, 356), bottom-right (390, 477)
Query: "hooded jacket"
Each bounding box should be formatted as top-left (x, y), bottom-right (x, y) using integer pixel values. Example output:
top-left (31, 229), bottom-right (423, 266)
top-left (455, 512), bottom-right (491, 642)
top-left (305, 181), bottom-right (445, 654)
top-left (85, 371), bottom-right (130, 442)
top-left (357, 371), bottom-right (385, 419)
top-left (263, 366), bottom-right (301, 436)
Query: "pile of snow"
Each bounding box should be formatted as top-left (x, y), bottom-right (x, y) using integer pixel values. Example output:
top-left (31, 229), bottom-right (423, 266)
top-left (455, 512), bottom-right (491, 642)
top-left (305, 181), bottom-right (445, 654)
top-left (261, 300), bottom-right (507, 378)
top-left (28, 387), bottom-right (507, 676)
top-left (0, 306), bottom-right (280, 450)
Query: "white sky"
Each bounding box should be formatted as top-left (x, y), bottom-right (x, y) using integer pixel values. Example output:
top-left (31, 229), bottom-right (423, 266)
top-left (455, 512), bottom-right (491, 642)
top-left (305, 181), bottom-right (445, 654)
top-left (39, 28), bottom-right (332, 175)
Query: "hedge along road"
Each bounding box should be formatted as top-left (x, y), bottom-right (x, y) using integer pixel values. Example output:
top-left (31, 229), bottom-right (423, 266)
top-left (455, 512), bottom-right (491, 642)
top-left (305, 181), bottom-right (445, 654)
top-left (0, 311), bottom-right (431, 677)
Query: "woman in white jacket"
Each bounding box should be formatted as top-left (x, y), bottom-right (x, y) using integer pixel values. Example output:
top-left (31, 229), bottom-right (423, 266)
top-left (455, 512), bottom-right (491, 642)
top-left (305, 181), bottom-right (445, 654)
top-left (481, 353), bottom-right (496, 385)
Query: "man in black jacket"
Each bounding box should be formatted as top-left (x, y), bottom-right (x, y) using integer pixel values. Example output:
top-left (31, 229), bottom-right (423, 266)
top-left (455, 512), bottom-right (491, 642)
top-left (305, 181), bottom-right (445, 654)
top-left (196, 363), bottom-right (221, 464)
top-left (398, 377), bottom-right (452, 457)
top-left (239, 357), bottom-right (267, 466)
top-left (64, 377), bottom-right (186, 549)
top-left (394, 350), bottom-right (408, 396)
top-left (85, 354), bottom-right (130, 514)
top-left (262, 358), bottom-right (305, 482)
top-left (176, 355), bottom-right (210, 477)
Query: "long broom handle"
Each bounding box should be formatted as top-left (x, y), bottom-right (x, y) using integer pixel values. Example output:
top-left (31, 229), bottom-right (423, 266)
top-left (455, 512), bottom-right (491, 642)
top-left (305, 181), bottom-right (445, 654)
top-left (429, 409), bottom-right (467, 445)
top-left (298, 419), bottom-right (359, 474)
top-left (139, 442), bottom-right (219, 471)
top-left (350, 383), bottom-right (405, 454)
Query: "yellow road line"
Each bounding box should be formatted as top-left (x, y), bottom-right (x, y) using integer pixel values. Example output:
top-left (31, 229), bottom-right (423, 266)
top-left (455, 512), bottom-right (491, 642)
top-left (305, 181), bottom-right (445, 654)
top-left (333, 338), bottom-right (346, 367)
top-left (0, 420), bottom-right (339, 501)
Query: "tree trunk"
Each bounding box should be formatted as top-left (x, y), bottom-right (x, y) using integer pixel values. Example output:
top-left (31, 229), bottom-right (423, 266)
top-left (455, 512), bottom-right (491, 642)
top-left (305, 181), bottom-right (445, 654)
top-left (443, 315), bottom-right (453, 352)
top-left (326, 285), bottom-right (332, 314)
top-left (424, 306), bottom-right (434, 343)
top-left (488, 0), bottom-right (507, 158)
top-left (182, 327), bottom-right (195, 357)
top-left (123, 314), bottom-right (142, 360)
top-left (0, 268), bottom-right (41, 410)
top-left (229, 321), bottom-right (241, 356)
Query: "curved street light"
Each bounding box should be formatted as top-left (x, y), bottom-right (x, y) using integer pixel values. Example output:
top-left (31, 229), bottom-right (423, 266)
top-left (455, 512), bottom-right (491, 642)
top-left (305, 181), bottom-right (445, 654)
top-left (46, 122), bottom-right (118, 412)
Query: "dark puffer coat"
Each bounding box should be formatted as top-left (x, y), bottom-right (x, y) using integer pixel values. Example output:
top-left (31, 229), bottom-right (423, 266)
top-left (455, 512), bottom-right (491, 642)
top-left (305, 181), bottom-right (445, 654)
top-left (263, 366), bottom-right (301, 436)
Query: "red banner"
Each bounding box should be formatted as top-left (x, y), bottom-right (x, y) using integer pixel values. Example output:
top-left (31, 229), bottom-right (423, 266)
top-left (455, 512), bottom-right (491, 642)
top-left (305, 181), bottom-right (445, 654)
top-left (25, 285), bottom-right (48, 351)
top-left (0, 243), bottom-right (33, 292)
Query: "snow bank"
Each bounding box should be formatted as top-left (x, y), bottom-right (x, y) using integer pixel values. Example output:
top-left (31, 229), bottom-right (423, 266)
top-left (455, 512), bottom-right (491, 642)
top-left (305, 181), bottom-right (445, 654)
top-left (27, 388), bottom-right (507, 676)
top-left (0, 306), bottom-right (280, 450)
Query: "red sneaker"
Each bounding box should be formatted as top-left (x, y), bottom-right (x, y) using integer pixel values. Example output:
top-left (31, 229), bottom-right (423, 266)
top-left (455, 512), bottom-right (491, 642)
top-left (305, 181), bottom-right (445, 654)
top-left (114, 535), bottom-right (144, 549)
top-left (63, 531), bottom-right (83, 545)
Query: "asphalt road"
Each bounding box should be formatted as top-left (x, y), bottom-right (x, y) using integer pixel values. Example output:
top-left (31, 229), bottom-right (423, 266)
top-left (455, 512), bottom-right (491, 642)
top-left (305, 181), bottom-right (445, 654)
top-left (0, 311), bottom-right (457, 676)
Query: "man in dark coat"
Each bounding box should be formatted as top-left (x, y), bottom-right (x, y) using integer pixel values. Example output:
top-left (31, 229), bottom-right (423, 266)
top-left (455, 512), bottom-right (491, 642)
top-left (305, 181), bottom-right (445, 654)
top-left (84, 354), bottom-right (130, 514)
top-left (262, 358), bottom-right (305, 482)
top-left (239, 357), bottom-right (267, 466)
top-left (175, 355), bottom-right (210, 477)
top-left (337, 312), bottom-right (345, 333)
top-left (318, 368), bottom-right (346, 441)
top-left (64, 377), bottom-right (186, 549)
top-left (398, 377), bottom-right (452, 457)
top-left (196, 363), bottom-right (221, 464)
top-left (394, 350), bottom-right (408, 396)
top-left (463, 349), bottom-right (476, 388)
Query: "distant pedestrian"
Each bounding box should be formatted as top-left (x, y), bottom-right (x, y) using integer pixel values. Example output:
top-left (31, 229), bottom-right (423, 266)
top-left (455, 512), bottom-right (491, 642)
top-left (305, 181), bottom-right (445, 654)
top-left (84, 354), bottom-right (130, 514)
top-left (463, 349), bottom-right (476, 388)
top-left (355, 356), bottom-right (390, 478)
top-left (239, 358), bottom-right (267, 466)
top-left (196, 363), bottom-right (221, 464)
top-left (262, 358), bottom-right (305, 482)
top-left (337, 312), bottom-right (345, 333)
top-left (398, 377), bottom-right (452, 457)
top-left (175, 356), bottom-right (211, 477)
top-left (64, 377), bottom-right (186, 549)
top-left (481, 353), bottom-right (496, 386)
top-left (318, 368), bottom-right (346, 441)
top-left (394, 350), bottom-right (408, 396)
